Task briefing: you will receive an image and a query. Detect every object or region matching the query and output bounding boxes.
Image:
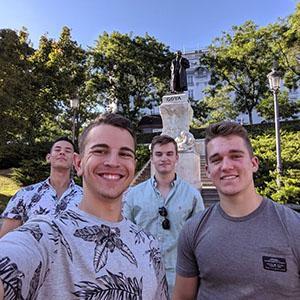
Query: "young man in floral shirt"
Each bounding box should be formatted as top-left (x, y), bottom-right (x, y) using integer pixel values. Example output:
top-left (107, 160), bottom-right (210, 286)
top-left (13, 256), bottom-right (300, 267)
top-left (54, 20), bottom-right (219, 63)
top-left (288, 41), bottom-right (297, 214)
top-left (0, 113), bottom-right (168, 300)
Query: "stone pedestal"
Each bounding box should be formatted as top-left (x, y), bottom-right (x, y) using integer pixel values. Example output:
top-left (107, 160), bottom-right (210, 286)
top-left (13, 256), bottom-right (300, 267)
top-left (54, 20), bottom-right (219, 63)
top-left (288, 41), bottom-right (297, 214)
top-left (176, 151), bottom-right (201, 188)
top-left (153, 93), bottom-right (202, 189)
top-left (160, 93), bottom-right (193, 138)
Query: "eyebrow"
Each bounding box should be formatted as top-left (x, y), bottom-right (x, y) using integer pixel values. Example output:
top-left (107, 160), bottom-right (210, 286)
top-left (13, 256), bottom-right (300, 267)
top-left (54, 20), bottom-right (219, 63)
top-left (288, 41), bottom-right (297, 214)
top-left (53, 146), bottom-right (73, 151)
top-left (208, 149), bottom-right (245, 161)
top-left (90, 144), bottom-right (135, 155)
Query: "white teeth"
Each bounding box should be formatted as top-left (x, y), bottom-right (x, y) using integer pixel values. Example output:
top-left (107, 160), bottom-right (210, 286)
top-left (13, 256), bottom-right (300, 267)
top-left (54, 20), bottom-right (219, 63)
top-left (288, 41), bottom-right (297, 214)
top-left (101, 174), bottom-right (121, 180)
top-left (222, 175), bottom-right (237, 180)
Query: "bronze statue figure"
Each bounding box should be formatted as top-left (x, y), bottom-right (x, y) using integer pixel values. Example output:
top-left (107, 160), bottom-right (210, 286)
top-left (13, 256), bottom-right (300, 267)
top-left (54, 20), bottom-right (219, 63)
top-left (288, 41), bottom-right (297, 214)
top-left (170, 51), bottom-right (190, 93)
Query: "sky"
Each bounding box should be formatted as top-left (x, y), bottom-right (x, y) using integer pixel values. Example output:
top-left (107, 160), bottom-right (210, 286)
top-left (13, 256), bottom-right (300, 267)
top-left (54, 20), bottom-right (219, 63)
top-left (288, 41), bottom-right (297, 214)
top-left (0, 0), bottom-right (298, 51)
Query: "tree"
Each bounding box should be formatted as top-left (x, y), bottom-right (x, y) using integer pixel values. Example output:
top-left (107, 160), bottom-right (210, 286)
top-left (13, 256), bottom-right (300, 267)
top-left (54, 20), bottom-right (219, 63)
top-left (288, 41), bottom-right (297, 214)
top-left (0, 28), bottom-right (37, 166)
top-left (199, 21), bottom-right (283, 124)
top-left (252, 130), bottom-right (300, 204)
top-left (271, 3), bottom-right (300, 89)
top-left (257, 91), bottom-right (299, 121)
top-left (200, 86), bottom-right (239, 125)
top-left (30, 26), bottom-right (95, 144)
top-left (88, 32), bottom-right (172, 126)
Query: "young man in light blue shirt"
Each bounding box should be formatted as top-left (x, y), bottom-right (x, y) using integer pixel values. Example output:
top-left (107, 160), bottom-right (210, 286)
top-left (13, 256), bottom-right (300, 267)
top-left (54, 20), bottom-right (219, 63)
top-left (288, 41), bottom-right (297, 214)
top-left (123, 135), bottom-right (204, 296)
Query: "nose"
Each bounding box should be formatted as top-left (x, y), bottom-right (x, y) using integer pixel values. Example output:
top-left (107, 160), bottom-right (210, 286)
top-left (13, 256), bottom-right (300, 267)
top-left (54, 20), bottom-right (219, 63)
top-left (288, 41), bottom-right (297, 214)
top-left (220, 157), bottom-right (233, 171)
top-left (103, 153), bottom-right (120, 168)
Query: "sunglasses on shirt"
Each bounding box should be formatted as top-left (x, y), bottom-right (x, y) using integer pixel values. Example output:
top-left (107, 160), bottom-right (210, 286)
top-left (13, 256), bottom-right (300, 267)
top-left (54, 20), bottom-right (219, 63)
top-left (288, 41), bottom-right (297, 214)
top-left (159, 206), bottom-right (170, 230)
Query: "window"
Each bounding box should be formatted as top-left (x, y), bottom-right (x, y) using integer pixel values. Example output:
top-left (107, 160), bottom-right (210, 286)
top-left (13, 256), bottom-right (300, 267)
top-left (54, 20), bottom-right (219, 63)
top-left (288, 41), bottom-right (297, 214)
top-left (187, 75), bottom-right (194, 86)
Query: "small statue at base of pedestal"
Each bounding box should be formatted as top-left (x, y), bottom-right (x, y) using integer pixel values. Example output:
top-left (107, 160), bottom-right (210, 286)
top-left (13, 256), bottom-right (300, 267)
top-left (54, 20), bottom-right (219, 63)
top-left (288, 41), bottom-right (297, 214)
top-left (175, 130), bottom-right (195, 152)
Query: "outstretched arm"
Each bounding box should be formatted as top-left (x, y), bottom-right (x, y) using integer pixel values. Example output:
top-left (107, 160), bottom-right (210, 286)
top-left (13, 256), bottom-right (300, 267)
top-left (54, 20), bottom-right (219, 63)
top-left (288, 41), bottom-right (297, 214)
top-left (0, 279), bottom-right (4, 300)
top-left (0, 219), bottom-right (22, 238)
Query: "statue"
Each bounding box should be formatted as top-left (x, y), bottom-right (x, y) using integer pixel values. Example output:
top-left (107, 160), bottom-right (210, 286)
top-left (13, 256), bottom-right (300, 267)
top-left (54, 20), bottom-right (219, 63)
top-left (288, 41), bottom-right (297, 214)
top-left (175, 130), bottom-right (195, 152)
top-left (170, 51), bottom-right (190, 93)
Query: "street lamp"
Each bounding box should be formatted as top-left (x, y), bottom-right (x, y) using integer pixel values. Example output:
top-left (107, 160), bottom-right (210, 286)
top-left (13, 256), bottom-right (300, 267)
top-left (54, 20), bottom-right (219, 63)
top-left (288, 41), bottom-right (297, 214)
top-left (267, 65), bottom-right (282, 187)
top-left (70, 98), bottom-right (79, 144)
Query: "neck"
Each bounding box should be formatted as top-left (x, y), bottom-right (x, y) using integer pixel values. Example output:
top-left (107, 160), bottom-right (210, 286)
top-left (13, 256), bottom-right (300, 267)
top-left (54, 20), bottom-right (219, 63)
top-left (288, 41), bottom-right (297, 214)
top-left (219, 191), bottom-right (263, 218)
top-left (79, 194), bottom-right (123, 223)
top-left (155, 172), bottom-right (175, 199)
top-left (155, 172), bottom-right (175, 187)
top-left (49, 169), bottom-right (71, 192)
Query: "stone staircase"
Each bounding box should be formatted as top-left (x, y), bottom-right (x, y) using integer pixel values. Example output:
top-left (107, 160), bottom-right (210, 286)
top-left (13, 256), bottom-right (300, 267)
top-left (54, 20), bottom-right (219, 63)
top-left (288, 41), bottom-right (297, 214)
top-left (200, 155), bottom-right (220, 207)
top-left (131, 155), bottom-right (219, 207)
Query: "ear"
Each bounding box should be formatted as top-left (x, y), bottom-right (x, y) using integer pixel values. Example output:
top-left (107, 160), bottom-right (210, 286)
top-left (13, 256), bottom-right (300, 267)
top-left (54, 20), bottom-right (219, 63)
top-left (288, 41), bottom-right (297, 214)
top-left (73, 153), bottom-right (83, 176)
top-left (205, 164), bottom-right (211, 179)
top-left (46, 153), bottom-right (51, 163)
top-left (251, 156), bottom-right (259, 173)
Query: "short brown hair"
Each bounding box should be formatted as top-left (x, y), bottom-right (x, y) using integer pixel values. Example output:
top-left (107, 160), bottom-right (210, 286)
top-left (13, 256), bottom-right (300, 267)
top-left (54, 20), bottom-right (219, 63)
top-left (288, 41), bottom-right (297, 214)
top-left (78, 113), bottom-right (136, 154)
top-left (150, 135), bottom-right (178, 154)
top-left (205, 121), bottom-right (253, 161)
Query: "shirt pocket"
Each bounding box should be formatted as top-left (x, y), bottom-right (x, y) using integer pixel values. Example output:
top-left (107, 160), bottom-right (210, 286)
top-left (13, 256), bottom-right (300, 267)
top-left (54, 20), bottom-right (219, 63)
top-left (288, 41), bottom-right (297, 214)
top-left (258, 246), bottom-right (300, 292)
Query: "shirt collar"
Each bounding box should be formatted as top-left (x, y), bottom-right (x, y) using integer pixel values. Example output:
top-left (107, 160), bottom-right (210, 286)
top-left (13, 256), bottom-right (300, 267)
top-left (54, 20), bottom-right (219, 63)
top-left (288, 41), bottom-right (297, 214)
top-left (45, 177), bottom-right (74, 189)
top-left (151, 173), bottom-right (178, 188)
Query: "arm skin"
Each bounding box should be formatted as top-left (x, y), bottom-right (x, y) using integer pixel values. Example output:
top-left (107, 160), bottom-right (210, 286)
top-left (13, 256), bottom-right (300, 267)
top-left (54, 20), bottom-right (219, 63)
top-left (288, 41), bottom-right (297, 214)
top-left (172, 275), bottom-right (199, 300)
top-left (0, 279), bottom-right (3, 300)
top-left (0, 219), bottom-right (22, 238)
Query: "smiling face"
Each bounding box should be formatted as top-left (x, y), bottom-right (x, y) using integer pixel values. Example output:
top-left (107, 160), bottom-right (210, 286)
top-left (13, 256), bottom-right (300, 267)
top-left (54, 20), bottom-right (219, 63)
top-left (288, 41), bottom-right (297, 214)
top-left (47, 140), bottom-right (74, 171)
top-left (206, 134), bottom-right (259, 200)
top-left (151, 142), bottom-right (178, 176)
top-left (74, 124), bottom-right (136, 203)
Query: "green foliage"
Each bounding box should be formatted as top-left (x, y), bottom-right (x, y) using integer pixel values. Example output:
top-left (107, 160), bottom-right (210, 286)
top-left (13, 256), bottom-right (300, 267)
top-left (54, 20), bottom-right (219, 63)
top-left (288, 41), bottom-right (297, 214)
top-left (271, 3), bottom-right (300, 89)
top-left (190, 99), bottom-right (211, 125)
top-left (252, 130), bottom-right (300, 204)
top-left (9, 140), bottom-right (51, 185)
top-left (199, 21), bottom-right (276, 124)
top-left (200, 86), bottom-right (239, 125)
top-left (135, 144), bottom-right (150, 172)
top-left (13, 159), bottom-right (49, 186)
top-left (88, 32), bottom-right (172, 126)
top-left (257, 91), bottom-right (299, 121)
top-left (199, 16), bottom-right (300, 124)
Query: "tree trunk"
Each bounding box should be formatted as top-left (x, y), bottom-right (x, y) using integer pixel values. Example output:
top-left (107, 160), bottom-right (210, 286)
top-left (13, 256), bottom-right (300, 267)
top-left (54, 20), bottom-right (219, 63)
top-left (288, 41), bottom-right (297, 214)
top-left (248, 109), bottom-right (253, 125)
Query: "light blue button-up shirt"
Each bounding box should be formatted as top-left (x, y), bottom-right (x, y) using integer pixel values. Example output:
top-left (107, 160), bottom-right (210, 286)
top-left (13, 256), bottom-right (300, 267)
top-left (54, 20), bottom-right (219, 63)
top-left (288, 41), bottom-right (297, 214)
top-left (123, 175), bottom-right (205, 295)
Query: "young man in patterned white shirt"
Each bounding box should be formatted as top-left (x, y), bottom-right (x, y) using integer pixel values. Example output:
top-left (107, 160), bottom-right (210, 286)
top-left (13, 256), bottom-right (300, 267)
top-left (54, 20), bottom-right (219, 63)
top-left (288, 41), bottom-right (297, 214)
top-left (0, 113), bottom-right (168, 299)
top-left (0, 137), bottom-right (83, 237)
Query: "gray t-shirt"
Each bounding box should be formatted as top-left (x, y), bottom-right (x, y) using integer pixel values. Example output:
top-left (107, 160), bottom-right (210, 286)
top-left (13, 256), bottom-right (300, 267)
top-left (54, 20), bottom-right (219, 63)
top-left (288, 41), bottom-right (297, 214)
top-left (177, 198), bottom-right (300, 299)
top-left (0, 207), bottom-right (169, 299)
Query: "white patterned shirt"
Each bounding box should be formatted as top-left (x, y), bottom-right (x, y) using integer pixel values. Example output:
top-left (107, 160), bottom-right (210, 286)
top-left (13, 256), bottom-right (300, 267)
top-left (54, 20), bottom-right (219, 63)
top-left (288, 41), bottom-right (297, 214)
top-left (0, 207), bottom-right (169, 299)
top-left (1, 178), bottom-right (83, 222)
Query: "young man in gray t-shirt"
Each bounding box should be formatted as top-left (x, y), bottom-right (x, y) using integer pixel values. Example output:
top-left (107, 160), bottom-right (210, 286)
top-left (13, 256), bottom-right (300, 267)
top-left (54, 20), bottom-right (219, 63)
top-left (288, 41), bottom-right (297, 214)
top-left (173, 121), bottom-right (300, 299)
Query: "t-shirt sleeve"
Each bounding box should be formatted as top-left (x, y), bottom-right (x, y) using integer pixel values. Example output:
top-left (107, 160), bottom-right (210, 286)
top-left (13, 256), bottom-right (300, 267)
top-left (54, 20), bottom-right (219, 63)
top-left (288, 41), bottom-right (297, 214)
top-left (0, 220), bottom-right (55, 299)
top-left (194, 190), bottom-right (205, 213)
top-left (1, 189), bottom-right (25, 220)
top-left (176, 220), bottom-right (199, 278)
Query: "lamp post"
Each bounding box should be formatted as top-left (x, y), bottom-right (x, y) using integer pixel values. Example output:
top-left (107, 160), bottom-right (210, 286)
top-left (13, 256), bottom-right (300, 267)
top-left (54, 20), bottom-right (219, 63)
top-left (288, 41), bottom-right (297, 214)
top-left (267, 66), bottom-right (282, 187)
top-left (70, 98), bottom-right (79, 144)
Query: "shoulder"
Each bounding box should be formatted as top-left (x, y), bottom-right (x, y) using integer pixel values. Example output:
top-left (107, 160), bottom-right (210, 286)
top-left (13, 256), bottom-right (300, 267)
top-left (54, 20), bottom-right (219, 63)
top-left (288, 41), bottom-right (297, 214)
top-left (73, 184), bottom-right (83, 194)
top-left (267, 198), bottom-right (300, 223)
top-left (183, 204), bottom-right (216, 233)
top-left (176, 177), bottom-right (200, 194)
top-left (125, 179), bottom-right (152, 198)
top-left (13, 180), bottom-right (46, 199)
